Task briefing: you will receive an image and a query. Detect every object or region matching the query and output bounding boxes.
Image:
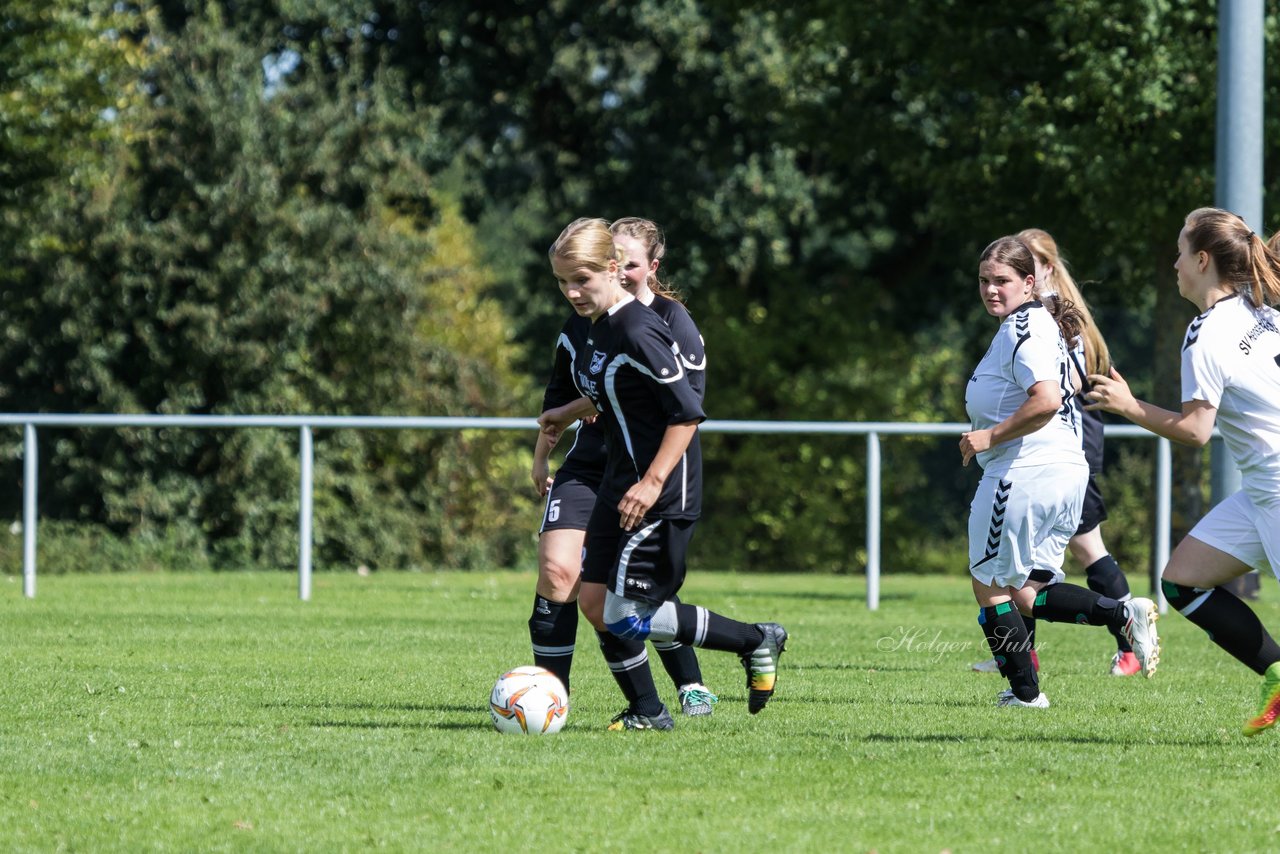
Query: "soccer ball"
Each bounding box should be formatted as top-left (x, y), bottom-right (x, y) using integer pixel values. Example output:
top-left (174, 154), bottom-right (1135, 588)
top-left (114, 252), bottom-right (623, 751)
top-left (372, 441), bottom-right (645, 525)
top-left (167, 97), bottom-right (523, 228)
top-left (488, 666), bottom-right (569, 735)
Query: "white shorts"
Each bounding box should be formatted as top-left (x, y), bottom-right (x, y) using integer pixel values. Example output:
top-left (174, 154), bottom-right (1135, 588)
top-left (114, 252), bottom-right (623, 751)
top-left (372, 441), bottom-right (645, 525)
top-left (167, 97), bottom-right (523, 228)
top-left (968, 464), bottom-right (1086, 589)
top-left (1188, 490), bottom-right (1280, 580)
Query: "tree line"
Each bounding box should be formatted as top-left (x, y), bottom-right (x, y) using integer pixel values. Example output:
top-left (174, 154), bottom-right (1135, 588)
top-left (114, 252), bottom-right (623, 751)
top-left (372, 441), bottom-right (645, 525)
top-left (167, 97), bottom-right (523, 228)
top-left (2, 1), bottom-right (1277, 574)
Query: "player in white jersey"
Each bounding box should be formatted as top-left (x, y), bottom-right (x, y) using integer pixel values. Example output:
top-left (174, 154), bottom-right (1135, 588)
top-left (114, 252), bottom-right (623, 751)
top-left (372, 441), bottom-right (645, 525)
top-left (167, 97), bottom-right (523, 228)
top-left (971, 229), bottom-right (1143, 676)
top-left (1087, 207), bottom-right (1280, 735)
top-left (961, 236), bottom-right (1160, 709)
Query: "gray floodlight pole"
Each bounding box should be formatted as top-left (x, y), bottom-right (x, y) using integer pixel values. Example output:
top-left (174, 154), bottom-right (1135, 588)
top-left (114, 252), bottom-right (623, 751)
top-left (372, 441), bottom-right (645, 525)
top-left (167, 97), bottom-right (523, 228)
top-left (1206, 0), bottom-right (1264, 599)
top-left (1211, 0), bottom-right (1263, 525)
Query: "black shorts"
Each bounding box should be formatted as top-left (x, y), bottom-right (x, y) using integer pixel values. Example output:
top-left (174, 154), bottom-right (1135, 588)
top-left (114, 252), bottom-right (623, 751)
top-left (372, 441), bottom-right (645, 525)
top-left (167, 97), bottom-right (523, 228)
top-left (581, 502), bottom-right (696, 605)
top-left (538, 473), bottom-right (600, 534)
top-left (1075, 475), bottom-right (1109, 536)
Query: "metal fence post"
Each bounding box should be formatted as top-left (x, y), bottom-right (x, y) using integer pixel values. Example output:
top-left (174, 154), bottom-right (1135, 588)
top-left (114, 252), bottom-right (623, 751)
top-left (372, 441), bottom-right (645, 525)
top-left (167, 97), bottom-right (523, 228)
top-left (298, 425), bottom-right (313, 602)
top-left (1154, 437), bottom-right (1172, 613)
top-left (866, 431), bottom-right (881, 611)
top-left (23, 423), bottom-right (37, 599)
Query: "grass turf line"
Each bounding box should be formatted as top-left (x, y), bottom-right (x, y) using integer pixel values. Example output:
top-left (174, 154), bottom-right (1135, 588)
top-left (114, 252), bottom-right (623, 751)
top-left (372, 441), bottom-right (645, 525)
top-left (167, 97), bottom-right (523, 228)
top-left (1, 570), bottom-right (1277, 852)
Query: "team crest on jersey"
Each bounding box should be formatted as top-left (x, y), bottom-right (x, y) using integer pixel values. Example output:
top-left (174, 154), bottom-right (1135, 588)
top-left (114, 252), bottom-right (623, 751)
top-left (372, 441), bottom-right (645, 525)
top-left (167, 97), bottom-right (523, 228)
top-left (589, 351), bottom-right (607, 374)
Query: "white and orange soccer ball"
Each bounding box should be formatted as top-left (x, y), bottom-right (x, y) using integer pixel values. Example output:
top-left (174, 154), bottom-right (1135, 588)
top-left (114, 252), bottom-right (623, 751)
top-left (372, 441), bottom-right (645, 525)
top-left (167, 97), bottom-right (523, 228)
top-left (488, 666), bottom-right (569, 735)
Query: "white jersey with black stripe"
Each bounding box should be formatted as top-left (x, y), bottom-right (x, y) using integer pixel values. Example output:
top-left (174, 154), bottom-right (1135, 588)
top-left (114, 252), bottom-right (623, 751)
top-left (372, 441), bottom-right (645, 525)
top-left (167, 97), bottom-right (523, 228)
top-left (1181, 293), bottom-right (1280, 509)
top-left (965, 301), bottom-right (1085, 475)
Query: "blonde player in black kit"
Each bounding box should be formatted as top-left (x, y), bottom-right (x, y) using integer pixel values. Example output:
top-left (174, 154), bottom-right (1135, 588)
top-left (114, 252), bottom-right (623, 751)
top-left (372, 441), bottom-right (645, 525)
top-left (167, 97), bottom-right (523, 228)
top-left (529, 218), bottom-right (718, 717)
top-left (1088, 208), bottom-right (1280, 736)
top-left (962, 236), bottom-right (1159, 709)
top-left (539, 217), bottom-right (787, 730)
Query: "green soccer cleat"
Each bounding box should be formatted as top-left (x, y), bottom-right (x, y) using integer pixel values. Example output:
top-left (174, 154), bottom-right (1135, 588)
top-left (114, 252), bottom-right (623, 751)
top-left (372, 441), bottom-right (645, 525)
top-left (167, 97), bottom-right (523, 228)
top-left (1242, 662), bottom-right (1280, 737)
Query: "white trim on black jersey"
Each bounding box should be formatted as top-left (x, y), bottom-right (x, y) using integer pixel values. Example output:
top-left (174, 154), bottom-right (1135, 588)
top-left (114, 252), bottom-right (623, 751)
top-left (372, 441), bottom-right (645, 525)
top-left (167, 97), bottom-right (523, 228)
top-left (553, 330), bottom-right (589, 461)
top-left (640, 291), bottom-right (708, 377)
top-left (615, 519), bottom-right (663, 596)
top-left (556, 331), bottom-right (581, 391)
top-left (679, 347), bottom-right (707, 373)
top-left (604, 352), bottom-right (687, 470)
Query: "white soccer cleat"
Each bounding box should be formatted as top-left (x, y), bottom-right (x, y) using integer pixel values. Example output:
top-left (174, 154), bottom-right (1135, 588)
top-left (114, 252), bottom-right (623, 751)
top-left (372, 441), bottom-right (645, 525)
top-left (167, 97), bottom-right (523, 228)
top-left (996, 690), bottom-right (1050, 708)
top-left (971, 658), bottom-right (1001, 673)
top-left (1121, 597), bottom-right (1161, 678)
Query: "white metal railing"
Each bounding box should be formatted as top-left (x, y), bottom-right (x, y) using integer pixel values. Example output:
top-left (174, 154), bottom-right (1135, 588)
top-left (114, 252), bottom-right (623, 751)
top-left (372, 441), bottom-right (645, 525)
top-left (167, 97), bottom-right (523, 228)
top-left (0, 415), bottom-right (1172, 609)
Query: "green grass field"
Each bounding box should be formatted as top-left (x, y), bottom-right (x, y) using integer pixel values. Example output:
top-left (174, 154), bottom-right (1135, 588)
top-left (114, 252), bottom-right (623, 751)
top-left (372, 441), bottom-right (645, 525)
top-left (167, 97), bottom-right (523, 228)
top-left (2, 569), bottom-right (1278, 852)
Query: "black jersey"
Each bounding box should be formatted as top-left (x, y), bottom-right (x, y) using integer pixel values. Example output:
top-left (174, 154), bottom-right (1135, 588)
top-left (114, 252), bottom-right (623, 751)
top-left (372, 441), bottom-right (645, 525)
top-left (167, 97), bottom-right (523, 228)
top-left (1066, 347), bottom-right (1105, 475)
top-left (574, 296), bottom-right (706, 519)
top-left (647, 294), bottom-right (707, 401)
top-left (1078, 406), bottom-right (1105, 474)
top-left (544, 296), bottom-right (707, 485)
top-left (541, 313), bottom-right (608, 480)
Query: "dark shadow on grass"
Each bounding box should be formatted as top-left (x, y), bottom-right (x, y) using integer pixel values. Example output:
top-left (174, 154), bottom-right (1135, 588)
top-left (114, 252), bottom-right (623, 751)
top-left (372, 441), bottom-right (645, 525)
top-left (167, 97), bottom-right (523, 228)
top-left (309, 719), bottom-right (489, 732)
top-left (801, 662), bottom-right (931, 673)
top-left (264, 701), bottom-right (475, 714)
top-left (862, 731), bottom-right (1228, 747)
top-left (708, 589), bottom-right (913, 604)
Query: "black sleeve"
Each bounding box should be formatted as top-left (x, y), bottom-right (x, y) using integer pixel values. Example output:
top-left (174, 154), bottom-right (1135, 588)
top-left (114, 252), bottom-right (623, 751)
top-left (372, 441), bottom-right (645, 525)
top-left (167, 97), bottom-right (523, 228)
top-left (661, 301), bottom-right (707, 403)
top-left (628, 319), bottom-right (706, 426)
top-left (541, 319), bottom-right (583, 412)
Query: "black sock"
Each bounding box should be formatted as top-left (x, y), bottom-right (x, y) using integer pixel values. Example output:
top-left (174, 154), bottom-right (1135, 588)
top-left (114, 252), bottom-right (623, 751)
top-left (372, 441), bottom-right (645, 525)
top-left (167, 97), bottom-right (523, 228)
top-left (652, 641), bottom-right (704, 690)
top-left (1085, 555), bottom-right (1133, 653)
top-left (671, 603), bottom-right (764, 654)
top-left (595, 630), bottom-right (663, 716)
top-left (991, 614), bottom-right (1036, 678)
top-left (979, 604), bottom-right (1037, 701)
top-left (1164, 581), bottom-right (1280, 675)
top-left (1032, 583), bottom-right (1126, 630)
top-left (528, 595), bottom-right (577, 691)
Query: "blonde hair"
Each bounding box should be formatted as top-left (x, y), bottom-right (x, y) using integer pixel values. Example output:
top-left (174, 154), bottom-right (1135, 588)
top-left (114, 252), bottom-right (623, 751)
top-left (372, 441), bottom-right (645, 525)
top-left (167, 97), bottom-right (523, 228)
top-left (610, 216), bottom-right (682, 302)
top-left (1183, 207), bottom-right (1280, 308)
top-left (1018, 228), bottom-right (1111, 375)
top-left (548, 217), bottom-right (625, 271)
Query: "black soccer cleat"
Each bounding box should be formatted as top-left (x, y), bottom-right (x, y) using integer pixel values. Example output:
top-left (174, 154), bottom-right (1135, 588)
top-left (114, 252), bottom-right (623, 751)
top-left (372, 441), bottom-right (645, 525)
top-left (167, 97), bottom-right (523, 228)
top-left (741, 622), bottom-right (788, 714)
top-left (607, 705), bottom-right (675, 731)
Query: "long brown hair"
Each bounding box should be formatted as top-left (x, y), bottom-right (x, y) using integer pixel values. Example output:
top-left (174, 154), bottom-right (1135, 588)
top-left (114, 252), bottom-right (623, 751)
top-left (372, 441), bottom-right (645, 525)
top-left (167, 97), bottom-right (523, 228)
top-left (1184, 207), bottom-right (1280, 307)
top-left (1018, 228), bottom-right (1111, 375)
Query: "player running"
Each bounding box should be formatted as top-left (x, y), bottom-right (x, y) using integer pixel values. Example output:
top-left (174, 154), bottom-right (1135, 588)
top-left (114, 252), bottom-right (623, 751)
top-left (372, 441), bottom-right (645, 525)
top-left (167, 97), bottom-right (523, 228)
top-left (539, 217), bottom-right (787, 730)
top-left (1088, 207), bottom-right (1280, 735)
top-left (529, 217), bottom-right (717, 717)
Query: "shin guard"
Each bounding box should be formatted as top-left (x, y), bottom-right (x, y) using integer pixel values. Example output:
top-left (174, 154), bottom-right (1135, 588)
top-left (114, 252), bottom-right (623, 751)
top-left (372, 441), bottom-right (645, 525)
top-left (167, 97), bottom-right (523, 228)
top-left (1164, 580), bottom-right (1280, 675)
top-left (979, 603), bottom-right (1038, 701)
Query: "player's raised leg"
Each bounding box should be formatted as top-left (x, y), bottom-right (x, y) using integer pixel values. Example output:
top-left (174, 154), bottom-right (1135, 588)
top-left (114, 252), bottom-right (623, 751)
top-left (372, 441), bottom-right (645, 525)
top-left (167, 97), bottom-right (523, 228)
top-left (1161, 531), bottom-right (1280, 735)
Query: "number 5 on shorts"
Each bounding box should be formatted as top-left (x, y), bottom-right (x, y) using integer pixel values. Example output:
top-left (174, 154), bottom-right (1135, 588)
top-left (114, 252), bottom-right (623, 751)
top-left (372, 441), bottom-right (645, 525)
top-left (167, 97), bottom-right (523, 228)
top-left (547, 498), bottom-right (561, 523)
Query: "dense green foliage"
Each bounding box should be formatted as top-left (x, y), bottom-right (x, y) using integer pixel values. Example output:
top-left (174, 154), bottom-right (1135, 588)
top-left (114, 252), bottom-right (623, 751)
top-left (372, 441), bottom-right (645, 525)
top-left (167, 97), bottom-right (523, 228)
top-left (2, 2), bottom-right (1278, 571)
top-left (2, 571), bottom-right (1278, 849)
